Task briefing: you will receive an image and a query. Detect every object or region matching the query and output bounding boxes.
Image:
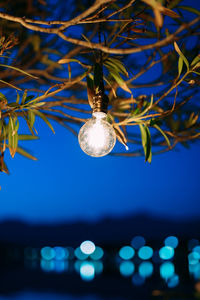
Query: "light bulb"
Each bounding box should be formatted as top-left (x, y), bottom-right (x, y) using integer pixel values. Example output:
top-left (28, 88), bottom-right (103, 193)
top-left (78, 112), bottom-right (116, 157)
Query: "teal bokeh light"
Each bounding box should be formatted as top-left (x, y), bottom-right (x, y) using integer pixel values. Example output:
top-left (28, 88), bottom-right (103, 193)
top-left (40, 259), bottom-right (55, 272)
top-left (139, 261), bottom-right (153, 278)
top-left (188, 252), bottom-right (200, 265)
top-left (41, 247), bottom-right (55, 261)
top-left (54, 247), bottom-right (69, 260)
top-left (164, 236), bottom-right (179, 249)
top-left (159, 246), bottom-right (174, 260)
top-left (75, 247), bottom-right (88, 260)
top-left (160, 262), bottom-right (175, 280)
top-left (90, 246), bottom-right (104, 260)
top-left (119, 261), bottom-right (135, 277)
top-left (138, 246), bottom-right (153, 260)
top-left (119, 246), bottom-right (135, 260)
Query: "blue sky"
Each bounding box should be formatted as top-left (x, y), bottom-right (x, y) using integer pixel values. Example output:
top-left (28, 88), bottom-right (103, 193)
top-left (0, 116), bottom-right (200, 223)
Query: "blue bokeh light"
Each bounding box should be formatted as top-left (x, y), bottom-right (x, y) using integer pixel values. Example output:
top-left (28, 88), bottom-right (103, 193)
top-left (139, 261), bottom-right (153, 278)
top-left (188, 252), bottom-right (200, 265)
top-left (164, 236), bottom-right (179, 249)
top-left (167, 274), bottom-right (179, 288)
top-left (131, 236), bottom-right (146, 250)
top-left (54, 247), bottom-right (69, 260)
top-left (160, 262), bottom-right (175, 280)
top-left (74, 247), bottom-right (88, 260)
top-left (41, 247), bottom-right (55, 261)
top-left (40, 259), bottom-right (55, 272)
top-left (159, 246), bottom-right (174, 260)
top-left (90, 246), bottom-right (104, 260)
top-left (119, 246), bottom-right (135, 260)
top-left (119, 261), bottom-right (135, 277)
top-left (138, 246), bottom-right (153, 260)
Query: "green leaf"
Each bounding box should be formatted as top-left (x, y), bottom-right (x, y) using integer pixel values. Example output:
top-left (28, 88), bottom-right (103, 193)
top-left (16, 146), bottom-right (37, 160)
top-left (21, 90), bottom-right (27, 105)
top-left (0, 92), bottom-right (7, 103)
top-left (139, 124), bottom-right (152, 163)
top-left (191, 55), bottom-right (200, 67)
top-left (25, 95), bottom-right (35, 104)
top-left (178, 5), bottom-right (200, 16)
top-left (28, 110), bottom-right (36, 129)
top-left (174, 42), bottom-right (189, 70)
top-left (33, 110), bottom-right (55, 134)
top-left (0, 79), bottom-right (21, 90)
top-left (105, 58), bottom-right (128, 77)
top-left (178, 56), bottom-right (183, 77)
top-left (18, 135), bottom-right (39, 141)
top-left (0, 64), bottom-right (38, 79)
top-left (153, 124), bottom-right (171, 148)
top-left (16, 92), bottom-right (20, 104)
top-left (110, 71), bottom-right (132, 94)
top-left (8, 117), bottom-right (18, 158)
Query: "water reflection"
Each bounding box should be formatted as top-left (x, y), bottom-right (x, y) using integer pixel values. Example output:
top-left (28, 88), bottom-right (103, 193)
top-left (0, 292), bottom-right (106, 300)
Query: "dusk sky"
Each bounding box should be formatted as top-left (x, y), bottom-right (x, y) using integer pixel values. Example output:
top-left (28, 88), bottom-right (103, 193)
top-left (0, 117), bottom-right (200, 224)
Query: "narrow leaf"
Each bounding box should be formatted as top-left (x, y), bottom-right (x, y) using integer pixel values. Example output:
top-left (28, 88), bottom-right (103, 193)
top-left (16, 146), bottom-right (37, 160)
top-left (154, 124), bottom-right (171, 148)
top-left (0, 64), bottom-right (38, 79)
top-left (174, 42), bottom-right (189, 70)
top-left (33, 110), bottom-right (55, 133)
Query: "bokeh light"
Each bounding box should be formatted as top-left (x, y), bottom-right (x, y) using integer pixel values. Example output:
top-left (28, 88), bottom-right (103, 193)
top-left (131, 236), bottom-right (146, 250)
top-left (80, 241), bottom-right (95, 255)
top-left (188, 239), bottom-right (199, 251)
top-left (119, 261), bottom-right (135, 277)
top-left (164, 236), bottom-right (179, 249)
top-left (139, 261), bottom-right (154, 278)
top-left (193, 246), bottom-right (200, 256)
top-left (41, 247), bottom-right (55, 261)
top-left (54, 260), bottom-right (67, 273)
top-left (167, 274), bottom-right (179, 288)
top-left (40, 259), bottom-right (55, 272)
top-left (188, 252), bottom-right (200, 265)
top-left (189, 262), bottom-right (200, 280)
top-left (138, 246), bottom-right (153, 260)
top-left (75, 247), bottom-right (88, 260)
top-left (54, 247), bottom-right (69, 260)
top-left (159, 246), bottom-right (174, 260)
top-left (90, 246), bottom-right (104, 260)
top-left (93, 261), bottom-right (103, 275)
top-left (160, 262), bottom-right (175, 280)
top-left (80, 261), bottom-right (95, 281)
top-left (119, 246), bottom-right (135, 260)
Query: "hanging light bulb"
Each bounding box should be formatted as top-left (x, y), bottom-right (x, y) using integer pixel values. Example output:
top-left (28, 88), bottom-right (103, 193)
top-left (78, 18), bottom-right (118, 157)
top-left (78, 111), bottom-right (116, 157)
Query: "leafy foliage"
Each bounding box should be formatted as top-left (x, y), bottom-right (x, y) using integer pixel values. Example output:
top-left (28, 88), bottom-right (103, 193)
top-left (0, 0), bottom-right (199, 173)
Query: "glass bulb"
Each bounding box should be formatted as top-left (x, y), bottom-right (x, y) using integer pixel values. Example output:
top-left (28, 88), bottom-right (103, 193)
top-left (78, 112), bottom-right (116, 157)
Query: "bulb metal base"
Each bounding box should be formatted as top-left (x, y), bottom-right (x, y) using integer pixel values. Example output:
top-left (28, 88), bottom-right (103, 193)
top-left (92, 91), bottom-right (109, 114)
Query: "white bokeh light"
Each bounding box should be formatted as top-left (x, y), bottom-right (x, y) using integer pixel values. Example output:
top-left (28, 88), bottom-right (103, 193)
top-left (80, 240), bottom-right (95, 255)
